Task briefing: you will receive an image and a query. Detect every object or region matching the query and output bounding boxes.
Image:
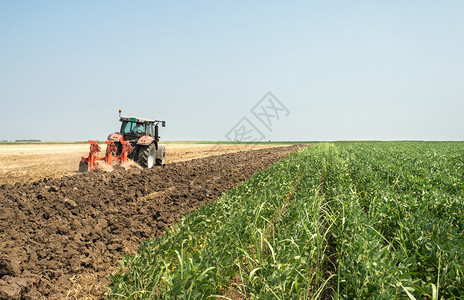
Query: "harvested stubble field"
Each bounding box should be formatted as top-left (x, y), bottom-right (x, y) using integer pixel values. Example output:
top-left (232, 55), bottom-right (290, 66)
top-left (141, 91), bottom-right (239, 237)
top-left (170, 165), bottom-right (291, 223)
top-left (0, 143), bottom-right (300, 299)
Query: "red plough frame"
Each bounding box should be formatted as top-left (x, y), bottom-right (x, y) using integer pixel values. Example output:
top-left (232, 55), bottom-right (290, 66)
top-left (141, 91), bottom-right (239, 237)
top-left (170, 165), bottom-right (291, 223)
top-left (80, 140), bottom-right (134, 171)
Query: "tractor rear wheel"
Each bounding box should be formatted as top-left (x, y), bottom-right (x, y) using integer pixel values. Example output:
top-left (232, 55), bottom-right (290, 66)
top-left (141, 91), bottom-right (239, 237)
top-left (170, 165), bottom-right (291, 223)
top-left (156, 145), bottom-right (166, 166)
top-left (136, 144), bottom-right (156, 168)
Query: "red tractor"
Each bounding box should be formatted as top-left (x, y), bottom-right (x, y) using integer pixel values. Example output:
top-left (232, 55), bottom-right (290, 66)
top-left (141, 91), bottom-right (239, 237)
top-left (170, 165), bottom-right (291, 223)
top-left (79, 110), bottom-right (166, 171)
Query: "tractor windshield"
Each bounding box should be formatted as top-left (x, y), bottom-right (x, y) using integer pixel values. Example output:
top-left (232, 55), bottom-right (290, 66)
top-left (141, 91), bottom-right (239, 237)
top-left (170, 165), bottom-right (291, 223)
top-left (121, 121), bottom-right (146, 136)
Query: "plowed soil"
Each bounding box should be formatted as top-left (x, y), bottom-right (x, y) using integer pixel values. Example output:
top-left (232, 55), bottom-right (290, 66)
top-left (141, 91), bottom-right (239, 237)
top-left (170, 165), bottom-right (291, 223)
top-left (0, 145), bottom-right (302, 299)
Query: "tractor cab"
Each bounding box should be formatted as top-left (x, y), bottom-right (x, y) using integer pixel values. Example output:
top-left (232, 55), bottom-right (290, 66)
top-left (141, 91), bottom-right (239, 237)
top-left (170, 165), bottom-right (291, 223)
top-left (117, 112), bottom-right (165, 142)
top-left (119, 117), bottom-right (155, 141)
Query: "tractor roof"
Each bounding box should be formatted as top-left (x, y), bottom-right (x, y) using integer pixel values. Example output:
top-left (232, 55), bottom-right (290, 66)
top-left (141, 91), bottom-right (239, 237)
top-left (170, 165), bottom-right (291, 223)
top-left (119, 116), bottom-right (155, 124)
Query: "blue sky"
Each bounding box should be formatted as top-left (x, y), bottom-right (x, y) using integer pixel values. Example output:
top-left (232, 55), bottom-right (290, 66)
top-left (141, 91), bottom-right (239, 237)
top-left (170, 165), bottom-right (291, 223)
top-left (0, 1), bottom-right (462, 141)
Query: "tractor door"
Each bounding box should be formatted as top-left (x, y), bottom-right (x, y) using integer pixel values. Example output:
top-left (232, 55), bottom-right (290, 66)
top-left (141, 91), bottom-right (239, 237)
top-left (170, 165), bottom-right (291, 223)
top-left (147, 124), bottom-right (154, 137)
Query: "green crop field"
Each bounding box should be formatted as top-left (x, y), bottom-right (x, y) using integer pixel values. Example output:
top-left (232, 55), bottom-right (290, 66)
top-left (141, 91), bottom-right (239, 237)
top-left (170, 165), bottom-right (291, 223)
top-left (106, 142), bottom-right (464, 299)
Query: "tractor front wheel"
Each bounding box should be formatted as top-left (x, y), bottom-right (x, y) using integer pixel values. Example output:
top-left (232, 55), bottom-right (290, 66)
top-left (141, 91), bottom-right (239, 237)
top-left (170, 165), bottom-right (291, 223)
top-left (136, 144), bottom-right (156, 168)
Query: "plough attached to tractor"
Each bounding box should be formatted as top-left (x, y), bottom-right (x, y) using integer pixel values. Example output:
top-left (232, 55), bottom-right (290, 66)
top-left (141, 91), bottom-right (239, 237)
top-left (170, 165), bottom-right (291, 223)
top-left (78, 109), bottom-right (166, 172)
top-left (79, 140), bottom-right (134, 172)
